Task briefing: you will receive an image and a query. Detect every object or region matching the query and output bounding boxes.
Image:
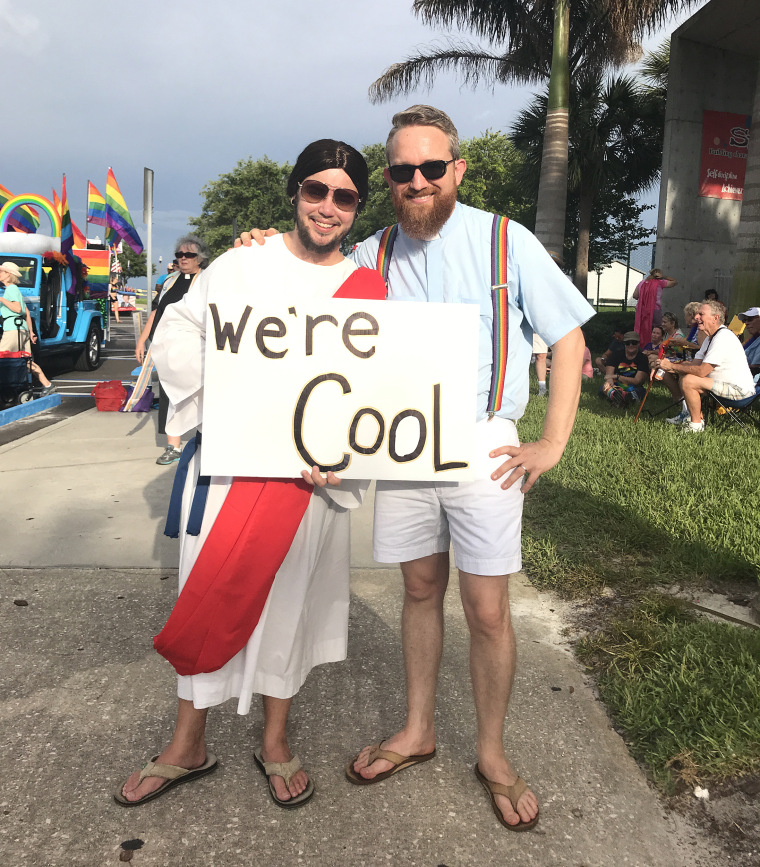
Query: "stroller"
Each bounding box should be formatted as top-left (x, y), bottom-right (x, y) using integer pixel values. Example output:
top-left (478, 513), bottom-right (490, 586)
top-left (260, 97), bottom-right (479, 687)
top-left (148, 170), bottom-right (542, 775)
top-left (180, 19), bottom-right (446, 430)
top-left (0, 314), bottom-right (34, 408)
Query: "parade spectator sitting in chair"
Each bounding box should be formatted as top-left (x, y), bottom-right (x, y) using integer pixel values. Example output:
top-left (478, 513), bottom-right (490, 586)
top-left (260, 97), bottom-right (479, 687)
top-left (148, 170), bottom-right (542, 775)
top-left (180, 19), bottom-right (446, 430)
top-left (653, 300), bottom-right (756, 432)
top-left (642, 325), bottom-right (664, 355)
top-left (594, 324), bottom-right (626, 376)
top-left (599, 331), bottom-right (648, 407)
top-left (739, 307), bottom-right (760, 379)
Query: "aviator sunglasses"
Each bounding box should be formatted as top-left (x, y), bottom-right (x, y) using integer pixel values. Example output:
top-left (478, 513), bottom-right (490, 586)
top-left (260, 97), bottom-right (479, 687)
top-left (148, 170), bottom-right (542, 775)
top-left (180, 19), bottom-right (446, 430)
top-left (298, 180), bottom-right (361, 212)
top-left (175, 251), bottom-right (198, 259)
top-left (387, 159), bottom-right (455, 184)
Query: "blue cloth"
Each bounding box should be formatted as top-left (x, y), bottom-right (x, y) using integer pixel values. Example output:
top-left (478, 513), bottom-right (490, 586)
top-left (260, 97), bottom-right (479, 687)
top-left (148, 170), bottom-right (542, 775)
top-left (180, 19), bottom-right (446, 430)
top-left (164, 433), bottom-right (210, 538)
top-left (744, 334), bottom-right (760, 366)
top-left (351, 202), bottom-right (594, 422)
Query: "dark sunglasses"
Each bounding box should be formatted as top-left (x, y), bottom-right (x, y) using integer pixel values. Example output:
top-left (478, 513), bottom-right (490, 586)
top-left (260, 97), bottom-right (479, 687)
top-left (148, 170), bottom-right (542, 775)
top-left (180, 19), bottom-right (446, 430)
top-left (624, 340), bottom-right (639, 346)
top-left (387, 159), bottom-right (455, 184)
top-left (298, 180), bottom-right (360, 212)
top-left (175, 251), bottom-right (198, 259)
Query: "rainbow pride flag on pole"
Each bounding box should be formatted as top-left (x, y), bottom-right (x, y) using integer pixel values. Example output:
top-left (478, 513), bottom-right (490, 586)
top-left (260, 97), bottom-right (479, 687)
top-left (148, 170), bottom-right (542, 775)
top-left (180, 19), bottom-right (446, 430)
top-left (60, 175), bottom-right (74, 256)
top-left (0, 183), bottom-right (40, 233)
top-left (87, 181), bottom-right (107, 227)
top-left (105, 168), bottom-right (143, 254)
top-left (53, 187), bottom-right (86, 248)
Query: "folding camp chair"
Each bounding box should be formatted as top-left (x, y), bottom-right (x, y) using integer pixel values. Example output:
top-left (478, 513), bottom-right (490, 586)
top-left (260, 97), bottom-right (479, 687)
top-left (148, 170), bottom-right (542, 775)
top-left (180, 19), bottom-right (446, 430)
top-left (703, 384), bottom-right (760, 431)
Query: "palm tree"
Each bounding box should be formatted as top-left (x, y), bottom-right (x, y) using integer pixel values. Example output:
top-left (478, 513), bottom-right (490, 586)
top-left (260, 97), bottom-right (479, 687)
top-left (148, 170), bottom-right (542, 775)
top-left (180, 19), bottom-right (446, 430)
top-left (511, 70), bottom-right (664, 295)
top-left (369, 1), bottom-right (698, 260)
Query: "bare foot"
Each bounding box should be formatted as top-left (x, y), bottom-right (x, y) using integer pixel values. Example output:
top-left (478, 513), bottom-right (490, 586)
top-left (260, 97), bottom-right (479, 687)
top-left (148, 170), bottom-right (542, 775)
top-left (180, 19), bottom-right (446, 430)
top-left (478, 755), bottom-right (539, 827)
top-left (351, 728), bottom-right (435, 780)
top-left (121, 744), bottom-right (208, 804)
top-left (260, 742), bottom-right (310, 802)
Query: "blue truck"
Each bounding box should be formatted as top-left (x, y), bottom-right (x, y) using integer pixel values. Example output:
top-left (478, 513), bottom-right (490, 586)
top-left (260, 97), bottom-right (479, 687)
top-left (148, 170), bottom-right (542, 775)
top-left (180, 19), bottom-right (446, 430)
top-left (0, 232), bottom-right (104, 370)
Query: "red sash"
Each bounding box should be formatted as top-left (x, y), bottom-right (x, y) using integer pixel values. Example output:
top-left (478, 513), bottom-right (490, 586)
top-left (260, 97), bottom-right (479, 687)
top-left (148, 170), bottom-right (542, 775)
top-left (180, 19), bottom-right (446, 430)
top-left (154, 266), bottom-right (386, 675)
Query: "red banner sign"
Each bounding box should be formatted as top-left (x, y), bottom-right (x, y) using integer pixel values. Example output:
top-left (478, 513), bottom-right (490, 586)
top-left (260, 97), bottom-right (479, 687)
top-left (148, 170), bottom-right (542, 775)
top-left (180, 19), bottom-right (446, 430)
top-left (699, 110), bottom-right (751, 200)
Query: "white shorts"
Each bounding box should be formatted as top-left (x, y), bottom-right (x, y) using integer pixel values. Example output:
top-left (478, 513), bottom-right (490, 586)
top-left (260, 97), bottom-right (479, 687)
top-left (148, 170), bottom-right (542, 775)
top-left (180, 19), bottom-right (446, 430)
top-left (532, 333), bottom-right (548, 354)
top-left (373, 417), bottom-right (523, 576)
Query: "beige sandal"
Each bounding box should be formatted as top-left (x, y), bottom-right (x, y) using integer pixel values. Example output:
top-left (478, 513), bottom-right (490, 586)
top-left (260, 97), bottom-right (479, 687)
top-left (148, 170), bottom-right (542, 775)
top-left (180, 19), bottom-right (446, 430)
top-left (474, 764), bottom-right (539, 831)
top-left (254, 749), bottom-right (314, 808)
top-left (114, 753), bottom-right (217, 807)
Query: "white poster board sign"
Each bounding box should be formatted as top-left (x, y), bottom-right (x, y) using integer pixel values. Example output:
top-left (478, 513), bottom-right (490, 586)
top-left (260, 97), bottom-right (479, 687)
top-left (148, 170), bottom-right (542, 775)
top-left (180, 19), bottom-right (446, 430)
top-left (201, 297), bottom-right (479, 481)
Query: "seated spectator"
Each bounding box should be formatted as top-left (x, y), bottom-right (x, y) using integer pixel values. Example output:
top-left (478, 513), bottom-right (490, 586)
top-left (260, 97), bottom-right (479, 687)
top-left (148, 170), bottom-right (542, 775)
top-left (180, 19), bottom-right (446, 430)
top-left (739, 307), bottom-right (760, 379)
top-left (660, 311), bottom-right (687, 360)
top-left (594, 324), bottom-right (626, 375)
top-left (642, 325), bottom-right (664, 354)
top-left (653, 300), bottom-right (755, 432)
top-left (598, 331), bottom-right (648, 407)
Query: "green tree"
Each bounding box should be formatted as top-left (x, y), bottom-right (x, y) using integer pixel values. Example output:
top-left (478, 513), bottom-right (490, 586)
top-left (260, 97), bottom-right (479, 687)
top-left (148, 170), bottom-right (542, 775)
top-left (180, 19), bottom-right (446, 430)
top-left (191, 157), bottom-right (294, 259)
top-left (511, 69), bottom-right (663, 295)
top-left (368, 1), bottom-right (698, 261)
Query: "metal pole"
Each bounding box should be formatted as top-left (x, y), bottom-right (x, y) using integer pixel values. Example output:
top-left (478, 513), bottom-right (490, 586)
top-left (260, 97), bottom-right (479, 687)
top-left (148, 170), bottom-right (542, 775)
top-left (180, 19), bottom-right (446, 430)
top-left (623, 241), bottom-right (631, 313)
top-left (143, 168), bottom-right (154, 329)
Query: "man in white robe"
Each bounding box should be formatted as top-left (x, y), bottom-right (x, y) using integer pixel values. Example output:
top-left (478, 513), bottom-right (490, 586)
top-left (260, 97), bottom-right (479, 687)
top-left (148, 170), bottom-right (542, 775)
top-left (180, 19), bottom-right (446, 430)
top-left (117, 140), bottom-right (382, 809)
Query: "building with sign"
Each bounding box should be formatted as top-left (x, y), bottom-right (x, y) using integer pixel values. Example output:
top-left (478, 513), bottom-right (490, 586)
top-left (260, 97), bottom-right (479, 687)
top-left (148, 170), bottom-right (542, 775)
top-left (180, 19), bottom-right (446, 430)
top-left (656, 0), bottom-right (760, 313)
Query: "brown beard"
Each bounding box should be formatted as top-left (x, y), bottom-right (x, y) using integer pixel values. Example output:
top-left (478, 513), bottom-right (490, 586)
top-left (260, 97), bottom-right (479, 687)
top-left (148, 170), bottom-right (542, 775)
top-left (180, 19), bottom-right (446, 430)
top-left (392, 184), bottom-right (457, 240)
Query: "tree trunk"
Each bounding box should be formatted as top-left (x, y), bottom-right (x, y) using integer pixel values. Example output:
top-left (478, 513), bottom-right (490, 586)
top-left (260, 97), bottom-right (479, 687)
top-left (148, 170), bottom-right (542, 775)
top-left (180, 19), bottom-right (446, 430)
top-left (574, 181), bottom-right (594, 297)
top-left (534, 0), bottom-right (570, 264)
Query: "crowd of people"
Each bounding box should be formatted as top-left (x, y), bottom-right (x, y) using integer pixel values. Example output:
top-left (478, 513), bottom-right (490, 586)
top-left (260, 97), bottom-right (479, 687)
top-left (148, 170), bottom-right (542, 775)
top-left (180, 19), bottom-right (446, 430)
top-left (595, 290), bottom-right (758, 432)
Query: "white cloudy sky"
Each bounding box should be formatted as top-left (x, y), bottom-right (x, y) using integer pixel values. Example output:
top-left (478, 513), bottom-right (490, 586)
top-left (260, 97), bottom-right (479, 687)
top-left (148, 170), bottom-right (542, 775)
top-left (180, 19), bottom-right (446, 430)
top-left (2, 0), bottom-right (703, 276)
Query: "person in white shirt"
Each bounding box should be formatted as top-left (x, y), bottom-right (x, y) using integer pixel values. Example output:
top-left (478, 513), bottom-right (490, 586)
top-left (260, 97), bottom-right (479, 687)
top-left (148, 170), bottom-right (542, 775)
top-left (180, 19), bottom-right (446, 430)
top-left (654, 300), bottom-right (755, 432)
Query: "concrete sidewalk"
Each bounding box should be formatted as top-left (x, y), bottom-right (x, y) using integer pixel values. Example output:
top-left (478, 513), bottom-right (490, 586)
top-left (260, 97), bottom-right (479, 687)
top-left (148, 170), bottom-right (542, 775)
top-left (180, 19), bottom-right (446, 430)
top-left (0, 410), bottom-right (718, 865)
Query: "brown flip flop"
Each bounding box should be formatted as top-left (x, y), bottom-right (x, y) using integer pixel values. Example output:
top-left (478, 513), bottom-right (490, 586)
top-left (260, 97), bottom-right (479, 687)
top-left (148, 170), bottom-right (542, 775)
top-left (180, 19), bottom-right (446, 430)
top-left (345, 740), bottom-right (436, 785)
top-left (474, 764), bottom-right (539, 831)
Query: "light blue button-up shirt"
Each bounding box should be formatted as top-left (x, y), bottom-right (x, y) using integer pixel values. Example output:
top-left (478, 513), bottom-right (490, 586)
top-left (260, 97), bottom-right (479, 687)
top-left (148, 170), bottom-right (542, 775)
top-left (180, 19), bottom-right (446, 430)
top-left (352, 202), bottom-right (595, 421)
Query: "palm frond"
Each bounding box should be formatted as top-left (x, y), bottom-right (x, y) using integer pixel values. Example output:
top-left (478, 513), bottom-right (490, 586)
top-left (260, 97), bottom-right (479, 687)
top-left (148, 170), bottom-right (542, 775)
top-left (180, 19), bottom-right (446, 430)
top-left (368, 40), bottom-right (544, 104)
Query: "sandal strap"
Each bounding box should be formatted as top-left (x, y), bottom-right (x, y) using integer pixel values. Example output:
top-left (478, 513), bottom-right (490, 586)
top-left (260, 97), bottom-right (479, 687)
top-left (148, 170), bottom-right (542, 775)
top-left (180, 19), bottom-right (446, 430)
top-left (261, 754), bottom-right (302, 787)
top-left (484, 775), bottom-right (527, 808)
top-left (367, 743), bottom-right (408, 766)
top-left (139, 760), bottom-right (193, 783)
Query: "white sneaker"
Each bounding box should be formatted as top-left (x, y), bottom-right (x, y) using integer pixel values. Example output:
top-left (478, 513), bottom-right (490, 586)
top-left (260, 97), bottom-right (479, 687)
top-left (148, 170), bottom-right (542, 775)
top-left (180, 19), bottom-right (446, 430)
top-left (666, 409), bottom-right (690, 425)
top-left (683, 420), bottom-right (705, 433)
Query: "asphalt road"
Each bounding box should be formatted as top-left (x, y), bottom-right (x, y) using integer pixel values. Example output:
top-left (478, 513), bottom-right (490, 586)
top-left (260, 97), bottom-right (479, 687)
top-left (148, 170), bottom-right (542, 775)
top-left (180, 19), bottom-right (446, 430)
top-left (0, 313), bottom-right (145, 447)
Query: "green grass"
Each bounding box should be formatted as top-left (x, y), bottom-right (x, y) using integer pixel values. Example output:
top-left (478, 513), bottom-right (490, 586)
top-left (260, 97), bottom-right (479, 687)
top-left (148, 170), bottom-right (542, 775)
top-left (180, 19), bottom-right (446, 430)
top-left (576, 595), bottom-right (760, 791)
top-left (517, 377), bottom-right (760, 596)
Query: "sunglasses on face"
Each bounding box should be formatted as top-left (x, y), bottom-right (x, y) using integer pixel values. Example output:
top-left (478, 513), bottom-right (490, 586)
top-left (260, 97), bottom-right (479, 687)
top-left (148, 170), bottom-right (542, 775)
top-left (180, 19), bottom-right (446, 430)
top-left (387, 159), bottom-right (455, 184)
top-left (298, 180), bottom-right (360, 212)
top-left (175, 251), bottom-right (198, 259)
top-left (624, 340), bottom-right (639, 346)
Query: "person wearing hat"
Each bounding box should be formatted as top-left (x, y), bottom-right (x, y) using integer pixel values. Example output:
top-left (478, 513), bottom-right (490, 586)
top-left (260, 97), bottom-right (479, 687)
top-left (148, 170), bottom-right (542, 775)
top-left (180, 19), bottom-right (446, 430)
top-left (739, 307), bottom-right (760, 374)
top-left (599, 330), bottom-right (649, 407)
top-left (0, 261), bottom-right (31, 353)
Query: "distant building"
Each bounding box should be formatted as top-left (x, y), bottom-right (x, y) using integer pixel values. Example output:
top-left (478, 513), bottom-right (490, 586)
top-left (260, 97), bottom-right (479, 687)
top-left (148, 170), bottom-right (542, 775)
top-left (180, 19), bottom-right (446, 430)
top-left (590, 260), bottom-right (644, 307)
top-left (656, 0), bottom-right (760, 315)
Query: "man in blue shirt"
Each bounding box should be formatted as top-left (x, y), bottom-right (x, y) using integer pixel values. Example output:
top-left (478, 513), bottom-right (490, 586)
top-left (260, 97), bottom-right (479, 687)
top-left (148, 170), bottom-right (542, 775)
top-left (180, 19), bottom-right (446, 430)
top-left (243, 106), bottom-right (593, 830)
top-left (739, 307), bottom-right (760, 376)
top-left (345, 106), bottom-right (594, 831)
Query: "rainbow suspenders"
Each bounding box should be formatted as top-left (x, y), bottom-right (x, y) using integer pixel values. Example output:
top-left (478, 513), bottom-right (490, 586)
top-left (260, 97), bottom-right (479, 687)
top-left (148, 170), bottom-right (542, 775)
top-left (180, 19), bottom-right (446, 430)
top-left (376, 214), bottom-right (510, 418)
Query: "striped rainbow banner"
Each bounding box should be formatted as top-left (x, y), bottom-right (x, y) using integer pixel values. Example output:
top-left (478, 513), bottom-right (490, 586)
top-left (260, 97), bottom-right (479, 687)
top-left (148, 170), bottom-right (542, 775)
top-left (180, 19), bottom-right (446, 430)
top-left (0, 184), bottom-right (40, 233)
top-left (74, 247), bottom-right (110, 296)
top-left (0, 193), bottom-right (61, 236)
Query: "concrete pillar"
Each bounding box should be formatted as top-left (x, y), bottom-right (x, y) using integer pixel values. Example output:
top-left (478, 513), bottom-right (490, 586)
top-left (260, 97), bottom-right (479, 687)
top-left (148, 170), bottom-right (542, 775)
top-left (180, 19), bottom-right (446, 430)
top-left (731, 66), bottom-right (760, 316)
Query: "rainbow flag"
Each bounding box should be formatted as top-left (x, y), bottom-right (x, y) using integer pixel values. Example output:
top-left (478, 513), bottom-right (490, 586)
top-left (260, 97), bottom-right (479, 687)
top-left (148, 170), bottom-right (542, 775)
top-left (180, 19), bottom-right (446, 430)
top-left (53, 187), bottom-right (86, 248)
top-left (0, 183), bottom-right (40, 233)
top-left (60, 175), bottom-right (74, 256)
top-left (76, 248), bottom-right (110, 296)
top-left (105, 168), bottom-right (143, 254)
top-left (87, 181), bottom-right (107, 227)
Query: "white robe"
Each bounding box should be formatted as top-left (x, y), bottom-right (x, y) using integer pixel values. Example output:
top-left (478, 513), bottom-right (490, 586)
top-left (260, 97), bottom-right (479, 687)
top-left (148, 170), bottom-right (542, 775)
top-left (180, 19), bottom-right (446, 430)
top-left (152, 237), bottom-right (366, 712)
